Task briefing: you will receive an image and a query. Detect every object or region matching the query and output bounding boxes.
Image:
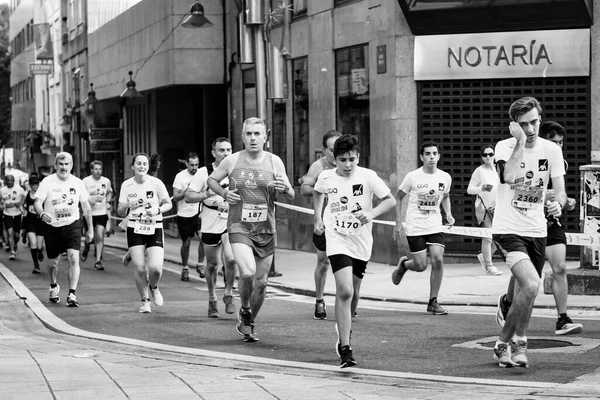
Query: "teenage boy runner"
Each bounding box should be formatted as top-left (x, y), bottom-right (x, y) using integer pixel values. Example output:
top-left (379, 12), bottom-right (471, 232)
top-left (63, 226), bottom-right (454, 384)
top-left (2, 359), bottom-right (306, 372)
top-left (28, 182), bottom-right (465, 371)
top-left (313, 134), bottom-right (396, 368)
top-left (391, 141), bottom-right (455, 315)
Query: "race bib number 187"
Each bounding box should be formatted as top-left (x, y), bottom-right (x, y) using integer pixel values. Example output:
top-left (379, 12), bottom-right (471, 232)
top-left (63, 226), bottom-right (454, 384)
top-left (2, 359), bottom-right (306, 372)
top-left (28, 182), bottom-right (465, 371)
top-left (241, 204), bottom-right (267, 222)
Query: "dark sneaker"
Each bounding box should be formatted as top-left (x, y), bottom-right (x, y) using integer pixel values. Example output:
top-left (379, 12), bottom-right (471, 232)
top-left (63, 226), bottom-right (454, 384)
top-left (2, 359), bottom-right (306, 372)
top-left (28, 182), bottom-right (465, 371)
top-left (555, 316), bottom-right (583, 335)
top-left (49, 284), bottom-right (60, 303)
top-left (353, 311), bottom-right (358, 318)
top-left (223, 294), bottom-right (236, 314)
top-left (5, 245), bottom-right (10, 252)
top-left (32, 266), bottom-right (41, 274)
top-left (66, 293), bottom-right (79, 307)
top-left (236, 308), bottom-right (258, 342)
top-left (510, 340), bottom-right (529, 368)
top-left (314, 301), bottom-right (327, 320)
top-left (38, 249), bottom-right (44, 262)
top-left (94, 261), bottom-right (104, 271)
top-left (208, 300), bottom-right (219, 318)
top-left (391, 256), bottom-right (408, 285)
top-left (9, 251), bottom-right (16, 260)
top-left (334, 323), bottom-right (352, 358)
top-left (80, 241), bottom-right (90, 262)
top-left (122, 252), bottom-right (132, 267)
top-left (427, 299), bottom-right (448, 315)
top-left (181, 268), bottom-right (190, 282)
top-left (493, 342), bottom-right (516, 368)
top-left (496, 294), bottom-right (509, 328)
top-left (196, 264), bottom-right (205, 278)
top-left (339, 345), bottom-right (357, 368)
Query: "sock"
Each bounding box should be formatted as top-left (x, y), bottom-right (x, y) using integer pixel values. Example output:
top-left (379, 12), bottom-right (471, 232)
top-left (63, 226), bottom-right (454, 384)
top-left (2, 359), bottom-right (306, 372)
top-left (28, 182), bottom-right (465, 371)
top-left (50, 283), bottom-right (57, 288)
top-left (209, 296), bottom-right (217, 302)
top-left (559, 313), bottom-right (568, 320)
top-left (151, 285), bottom-right (158, 290)
top-left (31, 249), bottom-right (39, 267)
top-left (316, 299), bottom-right (324, 303)
top-left (241, 306), bottom-right (251, 313)
top-left (69, 289), bottom-right (76, 295)
top-left (428, 297), bottom-right (437, 305)
top-left (495, 340), bottom-right (507, 348)
top-left (512, 334), bottom-right (527, 343)
top-left (182, 265), bottom-right (189, 270)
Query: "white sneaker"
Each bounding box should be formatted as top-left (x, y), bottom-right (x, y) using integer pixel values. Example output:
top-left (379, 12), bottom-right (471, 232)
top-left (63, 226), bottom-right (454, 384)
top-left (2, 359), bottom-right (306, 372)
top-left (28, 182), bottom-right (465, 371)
top-left (477, 254), bottom-right (486, 272)
top-left (485, 265), bottom-right (503, 276)
top-left (139, 300), bottom-right (151, 313)
top-left (149, 285), bottom-right (163, 306)
top-left (49, 284), bottom-right (60, 303)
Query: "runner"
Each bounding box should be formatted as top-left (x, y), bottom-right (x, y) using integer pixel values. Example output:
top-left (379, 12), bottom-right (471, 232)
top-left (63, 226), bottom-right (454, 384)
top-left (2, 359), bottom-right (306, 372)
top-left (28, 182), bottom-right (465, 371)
top-left (34, 152), bottom-right (94, 307)
top-left (23, 175), bottom-right (45, 273)
top-left (391, 141), bottom-right (455, 315)
top-left (491, 97), bottom-right (566, 368)
top-left (186, 137), bottom-right (237, 318)
top-left (0, 174), bottom-right (26, 260)
top-left (496, 120), bottom-right (583, 336)
top-left (313, 134), bottom-right (395, 368)
top-left (207, 117), bottom-right (295, 342)
top-left (81, 160), bottom-right (113, 271)
top-left (172, 153), bottom-right (204, 282)
top-left (117, 152), bottom-right (172, 313)
top-left (300, 129), bottom-right (342, 320)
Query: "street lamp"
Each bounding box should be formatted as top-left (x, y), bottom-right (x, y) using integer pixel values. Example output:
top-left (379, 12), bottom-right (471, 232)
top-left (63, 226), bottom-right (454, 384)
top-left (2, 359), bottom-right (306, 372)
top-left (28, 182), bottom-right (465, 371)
top-left (82, 83), bottom-right (98, 114)
top-left (120, 71), bottom-right (142, 98)
top-left (182, 1), bottom-right (213, 28)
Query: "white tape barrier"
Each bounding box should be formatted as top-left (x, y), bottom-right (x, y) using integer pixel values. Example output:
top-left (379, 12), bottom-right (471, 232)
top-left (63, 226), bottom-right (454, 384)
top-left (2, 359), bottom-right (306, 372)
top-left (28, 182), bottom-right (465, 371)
top-left (274, 201), bottom-right (600, 248)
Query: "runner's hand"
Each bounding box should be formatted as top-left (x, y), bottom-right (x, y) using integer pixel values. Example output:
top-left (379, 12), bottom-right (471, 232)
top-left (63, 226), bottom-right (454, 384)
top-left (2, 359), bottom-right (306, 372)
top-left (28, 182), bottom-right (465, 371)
top-left (446, 215), bottom-right (455, 226)
top-left (353, 210), bottom-right (373, 225)
top-left (393, 222), bottom-right (404, 241)
top-left (313, 220), bottom-right (325, 235)
top-left (509, 121), bottom-right (526, 142)
top-left (547, 200), bottom-right (562, 218)
top-left (225, 188), bottom-right (240, 204)
top-left (86, 229), bottom-right (94, 243)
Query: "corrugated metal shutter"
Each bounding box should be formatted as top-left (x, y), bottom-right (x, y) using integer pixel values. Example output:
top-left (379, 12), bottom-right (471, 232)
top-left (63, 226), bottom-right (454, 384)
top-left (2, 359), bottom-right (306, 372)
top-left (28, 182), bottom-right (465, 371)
top-left (419, 77), bottom-right (590, 254)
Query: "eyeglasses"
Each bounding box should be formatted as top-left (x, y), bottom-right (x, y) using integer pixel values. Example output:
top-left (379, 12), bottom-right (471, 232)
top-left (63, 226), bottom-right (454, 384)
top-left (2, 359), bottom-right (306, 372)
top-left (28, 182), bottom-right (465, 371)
top-left (483, 153), bottom-right (494, 157)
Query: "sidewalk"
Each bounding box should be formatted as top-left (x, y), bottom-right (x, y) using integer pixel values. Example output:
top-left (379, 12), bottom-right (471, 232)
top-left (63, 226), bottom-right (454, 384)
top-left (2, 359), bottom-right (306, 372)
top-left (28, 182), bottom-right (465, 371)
top-left (104, 231), bottom-right (598, 311)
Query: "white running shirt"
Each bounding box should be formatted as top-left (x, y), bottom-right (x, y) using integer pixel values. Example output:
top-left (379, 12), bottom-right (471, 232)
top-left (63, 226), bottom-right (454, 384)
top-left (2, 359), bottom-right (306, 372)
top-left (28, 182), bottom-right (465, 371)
top-left (399, 167), bottom-right (452, 236)
top-left (314, 167), bottom-right (391, 261)
top-left (492, 137), bottom-right (565, 237)
top-left (119, 176), bottom-right (170, 229)
top-left (173, 169), bottom-right (200, 218)
top-left (35, 174), bottom-right (89, 227)
top-left (82, 176), bottom-right (112, 216)
top-left (1, 185), bottom-right (25, 216)
top-left (189, 166), bottom-right (229, 234)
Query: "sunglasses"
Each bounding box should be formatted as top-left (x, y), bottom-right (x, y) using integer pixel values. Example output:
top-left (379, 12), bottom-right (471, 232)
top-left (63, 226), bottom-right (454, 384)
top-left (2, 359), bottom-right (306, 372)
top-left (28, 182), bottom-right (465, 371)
top-left (483, 153), bottom-right (494, 157)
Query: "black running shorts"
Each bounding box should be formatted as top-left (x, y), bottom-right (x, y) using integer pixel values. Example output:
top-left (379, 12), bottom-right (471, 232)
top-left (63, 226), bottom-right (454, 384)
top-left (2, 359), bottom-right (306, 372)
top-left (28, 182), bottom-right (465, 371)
top-left (44, 220), bottom-right (82, 259)
top-left (328, 254), bottom-right (368, 279)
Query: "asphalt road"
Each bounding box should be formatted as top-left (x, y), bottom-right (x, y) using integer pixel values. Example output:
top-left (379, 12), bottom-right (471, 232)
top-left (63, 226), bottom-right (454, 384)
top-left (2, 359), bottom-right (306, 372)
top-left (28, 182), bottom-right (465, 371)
top-left (4, 247), bottom-right (600, 384)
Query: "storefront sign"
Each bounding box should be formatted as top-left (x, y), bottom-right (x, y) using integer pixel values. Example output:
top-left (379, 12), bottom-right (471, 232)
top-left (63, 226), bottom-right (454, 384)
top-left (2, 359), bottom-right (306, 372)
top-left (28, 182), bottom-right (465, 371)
top-left (29, 63), bottom-right (53, 75)
top-left (90, 128), bottom-right (120, 140)
top-left (414, 29), bottom-right (589, 81)
top-left (90, 139), bottom-right (120, 153)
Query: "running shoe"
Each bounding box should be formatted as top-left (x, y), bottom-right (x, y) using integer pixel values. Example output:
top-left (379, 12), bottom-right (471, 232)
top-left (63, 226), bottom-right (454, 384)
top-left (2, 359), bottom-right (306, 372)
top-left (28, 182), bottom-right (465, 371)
top-left (339, 345), bottom-right (357, 368)
top-left (49, 284), bottom-right (60, 303)
top-left (510, 340), bottom-right (529, 367)
top-left (334, 323), bottom-right (352, 358)
top-left (427, 299), bottom-right (448, 315)
top-left (391, 256), bottom-right (408, 285)
top-left (38, 249), bottom-right (44, 262)
top-left (32, 266), bottom-right (41, 274)
top-left (94, 261), bottom-right (104, 271)
top-left (353, 311), bottom-right (358, 318)
top-left (493, 342), bottom-right (516, 368)
top-left (122, 252), bottom-right (132, 267)
top-left (181, 268), bottom-right (190, 282)
top-left (223, 294), bottom-right (236, 314)
top-left (149, 285), bottom-right (163, 306)
top-left (139, 300), bottom-right (151, 313)
top-left (208, 300), bottom-right (219, 318)
top-left (314, 300), bottom-right (327, 320)
top-left (236, 308), bottom-right (258, 342)
top-left (555, 316), bottom-right (583, 335)
top-left (9, 251), bottom-right (16, 260)
top-left (5, 244), bottom-right (10, 252)
top-left (196, 264), bottom-right (205, 278)
top-left (66, 293), bottom-right (79, 307)
top-left (21, 230), bottom-right (27, 244)
top-left (80, 241), bottom-right (90, 262)
top-left (486, 265), bottom-right (503, 276)
top-left (496, 294), bottom-right (509, 328)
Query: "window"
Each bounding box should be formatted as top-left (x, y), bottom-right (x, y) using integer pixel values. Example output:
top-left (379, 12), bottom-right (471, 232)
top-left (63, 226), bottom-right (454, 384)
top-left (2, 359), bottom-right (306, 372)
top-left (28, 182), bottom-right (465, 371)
top-left (242, 68), bottom-right (256, 120)
top-left (334, 0), bottom-right (359, 6)
top-left (271, 99), bottom-right (287, 170)
top-left (270, 0), bottom-right (306, 20)
top-left (335, 44), bottom-right (370, 167)
top-left (292, 57), bottom-right (309, 185)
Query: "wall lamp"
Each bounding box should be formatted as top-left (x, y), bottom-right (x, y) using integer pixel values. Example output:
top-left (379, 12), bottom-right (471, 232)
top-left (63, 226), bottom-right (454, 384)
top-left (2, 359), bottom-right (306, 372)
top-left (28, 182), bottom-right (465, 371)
top-left (120, 71), bottom-right (143, 99)
top-left (182, 1), bottom-right (213, 28)
top-left (82, 83), bottom-right (98, 114)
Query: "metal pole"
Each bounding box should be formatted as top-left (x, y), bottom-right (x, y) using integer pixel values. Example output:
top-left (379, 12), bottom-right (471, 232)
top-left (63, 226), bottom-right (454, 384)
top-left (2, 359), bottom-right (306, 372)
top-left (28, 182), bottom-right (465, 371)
top-left (253, 24), bottom-right (268, 121)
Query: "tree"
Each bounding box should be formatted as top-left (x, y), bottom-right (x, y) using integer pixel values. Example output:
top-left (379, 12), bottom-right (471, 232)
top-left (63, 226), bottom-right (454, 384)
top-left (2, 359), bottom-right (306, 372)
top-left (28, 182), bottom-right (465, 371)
top-left (0, 4), bottom-right (11, 148)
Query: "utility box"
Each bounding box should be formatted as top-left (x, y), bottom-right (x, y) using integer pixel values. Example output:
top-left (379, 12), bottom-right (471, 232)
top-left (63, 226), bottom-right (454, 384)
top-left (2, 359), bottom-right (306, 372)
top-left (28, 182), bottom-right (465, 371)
top-left (580, 165), bottom-right (600, 270)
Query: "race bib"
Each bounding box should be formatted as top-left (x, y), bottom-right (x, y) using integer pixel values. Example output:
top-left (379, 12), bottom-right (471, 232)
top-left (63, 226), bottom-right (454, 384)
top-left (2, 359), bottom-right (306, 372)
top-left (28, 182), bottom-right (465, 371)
top-left (28, 205), bottom-right (35, 213)
top-left (511, 184), bottom-right (543, 210)
top-left (417, 193), bottom-right (439, 211)
top-left (54, 207), bottom-right (74, 221)
top-left (241, 204), bottom-right (268, 222)
top-left (134, 219), bottom-right (156, 235)
top-left (218, 202), bottom-right (229, 219)
top-left (333, 213), bottom-right (362, 236)
top-left (94, 195), bottom-right (105, 206)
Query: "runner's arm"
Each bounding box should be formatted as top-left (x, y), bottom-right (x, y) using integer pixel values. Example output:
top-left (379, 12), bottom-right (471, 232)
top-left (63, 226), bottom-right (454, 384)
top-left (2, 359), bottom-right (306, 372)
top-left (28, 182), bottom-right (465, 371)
top-left (393, 189), bottom-right (407, 240)
top-left (300, 162), bottom-right (321, 197)
top-left (441, 192), bottom-right (455, 225)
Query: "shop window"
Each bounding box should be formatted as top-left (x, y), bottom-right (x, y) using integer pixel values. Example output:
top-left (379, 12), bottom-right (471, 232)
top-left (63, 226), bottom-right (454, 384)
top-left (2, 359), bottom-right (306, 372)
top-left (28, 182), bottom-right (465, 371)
top-left (293, 57), bottom-right (309, 186)
top-left (271, 99), bottom-right (287, 168)
top-left (242, 68), bottom-right (257, 120)
top-left (335, 44), bottom-right (370, 167)
top-left (270, 0), bottom-right (306, 19)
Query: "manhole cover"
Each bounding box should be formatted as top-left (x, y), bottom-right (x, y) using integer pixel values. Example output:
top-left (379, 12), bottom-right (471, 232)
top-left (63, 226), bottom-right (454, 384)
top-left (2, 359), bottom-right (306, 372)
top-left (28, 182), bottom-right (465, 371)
top-left (479, 339), bottom-right (576, 349)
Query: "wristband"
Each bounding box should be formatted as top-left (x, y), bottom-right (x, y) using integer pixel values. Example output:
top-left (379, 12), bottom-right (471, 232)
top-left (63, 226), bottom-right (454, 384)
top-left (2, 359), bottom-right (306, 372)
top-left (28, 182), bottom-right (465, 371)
top-left (40, 212), bottom-right (48, 219)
